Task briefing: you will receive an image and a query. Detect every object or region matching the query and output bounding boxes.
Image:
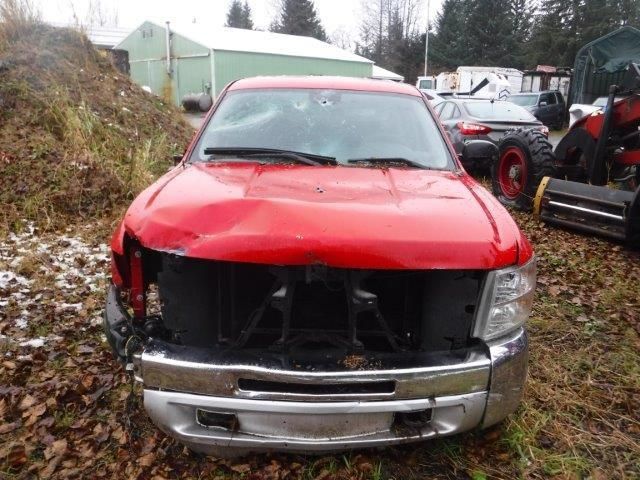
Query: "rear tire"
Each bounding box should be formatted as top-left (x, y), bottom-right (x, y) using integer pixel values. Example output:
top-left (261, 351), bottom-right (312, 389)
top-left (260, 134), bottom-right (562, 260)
top-left (491, 128), bottom-right (556, 211)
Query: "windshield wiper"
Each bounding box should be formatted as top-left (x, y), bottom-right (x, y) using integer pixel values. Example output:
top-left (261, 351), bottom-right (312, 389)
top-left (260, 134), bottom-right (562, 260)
top-left (347, 157), bottom-right (428, 169)
top-left (203, 147), bottom-right (337, 166)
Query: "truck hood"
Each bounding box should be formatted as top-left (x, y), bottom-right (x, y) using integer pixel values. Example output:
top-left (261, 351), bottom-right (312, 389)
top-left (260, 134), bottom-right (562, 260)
top-left (120, 162), bottom-right (522, 270)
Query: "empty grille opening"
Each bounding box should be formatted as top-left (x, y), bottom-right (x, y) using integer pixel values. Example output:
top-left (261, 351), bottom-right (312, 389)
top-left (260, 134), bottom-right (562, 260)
top-left (196, 409), bottom-right (238, 430)
top-left (238, 379), bottom-right (395, 395)
top-left (152, 253), bottom-right (485, 354)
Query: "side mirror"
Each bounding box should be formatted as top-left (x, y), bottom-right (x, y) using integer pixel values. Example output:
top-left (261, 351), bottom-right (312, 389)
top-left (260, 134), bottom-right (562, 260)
top-left (539, 101), bottom-right (548, 106)
top-left (460, 140), bottom-right (498, 165)
top-left (173, 154), bottom-right (184, 165)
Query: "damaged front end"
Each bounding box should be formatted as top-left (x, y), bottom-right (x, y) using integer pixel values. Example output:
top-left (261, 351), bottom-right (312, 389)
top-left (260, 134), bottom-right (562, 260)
top-left (104, 241), bottom-right (530, 455)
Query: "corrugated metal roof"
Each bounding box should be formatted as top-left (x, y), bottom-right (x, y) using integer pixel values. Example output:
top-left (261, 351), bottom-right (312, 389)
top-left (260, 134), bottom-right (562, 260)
top-left (123, 21), bottom-right (372, 64)
top-left (87, 26), bottom-right (131, 48)
top-left (48, 22), bottom-right (131, 48)
top-left (371, 65), bottom-right (404, 81)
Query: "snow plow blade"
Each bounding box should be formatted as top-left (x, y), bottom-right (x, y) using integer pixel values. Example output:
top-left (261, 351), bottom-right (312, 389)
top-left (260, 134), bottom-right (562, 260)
top-left (534, 177), bottom-right (640, 246)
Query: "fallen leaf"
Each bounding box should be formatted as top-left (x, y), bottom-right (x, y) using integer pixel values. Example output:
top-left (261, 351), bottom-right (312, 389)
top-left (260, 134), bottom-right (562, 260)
top-left (0, 421), bottom-right (21, 434)
top-left (230, 463), bottom-right (251, 474)
top-left (18, 394), bottom-right (36, 411)
top-left (40, 455), bottom-right (62, 477)
top-left (44, 439), bottom-right (67, 460)
top-left (2, 360), bottom-right (16, 369)
top-left (7, 444), bottom-right (27, 467)
top-left (31, 403), bottom-right (46, 418)
top-left (139, 452), bottom-right (156, 467)
top-left (548, 285), bottom-right (561, 296)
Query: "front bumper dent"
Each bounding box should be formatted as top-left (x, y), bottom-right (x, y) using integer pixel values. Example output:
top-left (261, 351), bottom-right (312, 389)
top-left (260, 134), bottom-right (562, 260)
top-left (145, 390), bottom-right (488, 454)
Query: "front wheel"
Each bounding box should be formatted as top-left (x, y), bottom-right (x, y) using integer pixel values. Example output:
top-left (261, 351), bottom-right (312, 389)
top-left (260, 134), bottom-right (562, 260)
top-left (491, 128), bottom-right (556, 211)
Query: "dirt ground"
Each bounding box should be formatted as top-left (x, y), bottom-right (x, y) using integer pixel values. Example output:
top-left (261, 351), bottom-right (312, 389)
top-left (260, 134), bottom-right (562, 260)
top-left (1, 200), bottom-right (639, 479)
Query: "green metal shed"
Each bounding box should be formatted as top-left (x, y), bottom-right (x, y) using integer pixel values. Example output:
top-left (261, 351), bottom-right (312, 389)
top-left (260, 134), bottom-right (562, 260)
top-left (116, 21), bottom-right (373, 105)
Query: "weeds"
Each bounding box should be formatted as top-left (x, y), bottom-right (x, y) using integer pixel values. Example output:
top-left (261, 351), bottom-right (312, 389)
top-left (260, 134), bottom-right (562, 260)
top-left (53, 408), bottom-right (76, 431)
top-left (0, 11), bottom-right (191, 233)
top-left (0, 0), bottom-right (40, 47)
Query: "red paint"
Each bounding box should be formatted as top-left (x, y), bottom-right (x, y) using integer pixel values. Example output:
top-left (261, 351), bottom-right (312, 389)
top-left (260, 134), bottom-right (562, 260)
top-left (228, 76), bottom-right (422, 97)
top-left (498, 147), bottom-right (528, 199)
top-left (111, 76), bottom-right (531, 279)
top-left (129, 244), bottom-right (146, 318)
top-left (119, 163), bottom-right (522, 270)
top-left (570, 95), bottom-right (640, 167)
top-left (615, 150), bottom-right (640, 165)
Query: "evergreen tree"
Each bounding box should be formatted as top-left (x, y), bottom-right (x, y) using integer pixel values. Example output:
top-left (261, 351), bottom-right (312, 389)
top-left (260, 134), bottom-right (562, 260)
top-left (270, 0), bottom-right (327, 41)
top-left (527, 0), bottom-right (632, 67)
top-left (527, 0), bottom-right (572, 66)
top-left (241, 1), bottom-right (254, 29)
top-left (617, 0), bottom-right (640, 26)
top-left (430, 0), bottom-right (473, 70)
top-left (225, 0), bottom-right (254, 30)
top-left (465, 0), bottom-right (518, 66)
top-left (509, 0), bottom-right (535, 68)
top-left (580, 0), bottom-right (618, 41)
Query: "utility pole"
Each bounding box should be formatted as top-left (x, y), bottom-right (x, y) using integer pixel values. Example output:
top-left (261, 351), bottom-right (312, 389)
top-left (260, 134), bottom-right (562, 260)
top-left (424, 0), bottom-right (431, 77)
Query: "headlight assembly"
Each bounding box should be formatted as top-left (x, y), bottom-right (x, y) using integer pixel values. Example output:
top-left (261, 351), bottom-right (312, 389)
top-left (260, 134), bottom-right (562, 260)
top-left (473, 257), bottom-right (536, 341)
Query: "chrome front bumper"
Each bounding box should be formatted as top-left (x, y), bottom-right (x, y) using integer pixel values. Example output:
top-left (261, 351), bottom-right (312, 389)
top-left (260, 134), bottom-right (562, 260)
top-left (127, 328), bottom-right (528, 455)
top-left (145, 390), bottom-right (488, 454)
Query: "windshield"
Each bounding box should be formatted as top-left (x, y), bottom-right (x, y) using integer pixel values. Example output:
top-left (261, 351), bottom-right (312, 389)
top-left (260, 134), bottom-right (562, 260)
top-left (463, 101), bottom-right (537, 121)
top-left (509, 94), bottom-right (538, 107)
top-left (191, 89), bottom-right (453, 170)
top-left (419, 79), bottom-right (433, 89)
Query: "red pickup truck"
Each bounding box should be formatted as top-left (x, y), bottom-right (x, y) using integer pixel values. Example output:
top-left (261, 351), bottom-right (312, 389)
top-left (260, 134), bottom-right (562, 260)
top-left (104, 76), bottom-right (534, 457)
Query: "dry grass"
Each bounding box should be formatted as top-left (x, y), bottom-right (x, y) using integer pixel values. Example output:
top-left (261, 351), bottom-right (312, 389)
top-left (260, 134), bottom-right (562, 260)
top-left (0, 4), bottom-right (192, 234)
top-left (0, 0), bottom-right (40, 47)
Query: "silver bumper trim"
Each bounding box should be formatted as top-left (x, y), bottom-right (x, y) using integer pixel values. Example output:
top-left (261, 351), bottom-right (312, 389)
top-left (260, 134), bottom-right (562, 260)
top-left (482, 327), bottom-right (529, 427)
top-left (144, 389), bottom-right (488, 453)
top-left (135, 342), bottom-right (491, 402)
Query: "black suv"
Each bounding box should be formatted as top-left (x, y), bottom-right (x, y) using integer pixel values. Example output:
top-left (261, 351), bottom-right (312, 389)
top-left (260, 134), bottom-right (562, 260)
top-left (509, 91), bottom-right (565, 129)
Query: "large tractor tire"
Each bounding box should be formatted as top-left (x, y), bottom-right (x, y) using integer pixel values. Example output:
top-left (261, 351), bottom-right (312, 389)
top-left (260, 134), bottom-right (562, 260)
top-left (491, 128), bottom-right (556, 211)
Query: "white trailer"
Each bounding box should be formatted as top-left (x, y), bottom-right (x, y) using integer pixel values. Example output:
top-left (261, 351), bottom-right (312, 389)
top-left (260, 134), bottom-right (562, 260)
top-left (415, 76), bottom-right (437, 91)
top-left (435, 66), bottom-right (523, 100)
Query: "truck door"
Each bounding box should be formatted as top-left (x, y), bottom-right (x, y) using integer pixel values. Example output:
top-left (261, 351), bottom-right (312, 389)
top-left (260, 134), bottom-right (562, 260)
top-left (538, 93), bottom-right (555, 124)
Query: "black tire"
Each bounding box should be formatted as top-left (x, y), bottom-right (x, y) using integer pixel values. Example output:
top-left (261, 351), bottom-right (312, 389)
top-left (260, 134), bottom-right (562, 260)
top-left (491, 128), bottom-right (556, 211)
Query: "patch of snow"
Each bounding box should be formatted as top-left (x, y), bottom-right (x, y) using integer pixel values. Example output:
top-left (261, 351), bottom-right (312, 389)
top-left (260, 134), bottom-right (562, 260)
top-left (18, 335), bottom-right (62, 348)
top-left (0, 271), bottom-right (31, 289)
top-left (15, 310), bottom-right (29, 329)
top-left (15, 318), bottom-right (28, 329)
top-left (19, 338), bottom-right (45, 348)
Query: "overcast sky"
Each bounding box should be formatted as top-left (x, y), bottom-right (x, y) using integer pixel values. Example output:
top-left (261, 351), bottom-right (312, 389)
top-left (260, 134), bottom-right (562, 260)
top-left (35, 0), bottom-right (444, 44)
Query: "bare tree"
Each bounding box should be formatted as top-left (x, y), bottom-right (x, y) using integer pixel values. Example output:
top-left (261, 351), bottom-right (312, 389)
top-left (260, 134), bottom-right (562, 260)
top-left (356, 0), bottom-right (422, 64)
top-left (329, 26), bottom-right (353, 50)
top-left (69, 0), bottom-right (119, 29)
